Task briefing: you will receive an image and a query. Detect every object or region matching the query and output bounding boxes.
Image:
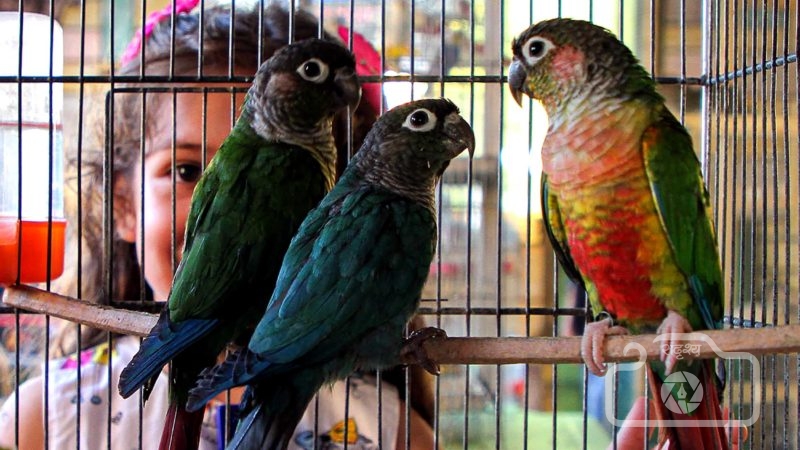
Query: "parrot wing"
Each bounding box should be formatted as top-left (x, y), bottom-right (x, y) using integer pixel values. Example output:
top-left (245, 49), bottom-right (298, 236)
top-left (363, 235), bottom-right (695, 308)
top-left (250, 186), bottom-right (434, 364)
top-left (642, 109), bottom-right (724, 330)
top-left (541, 174), bottom-right (584, 287)
top-left (168, 137), bottom-right (252, 319)
top-left (170, 133), bottom-right (322, 322)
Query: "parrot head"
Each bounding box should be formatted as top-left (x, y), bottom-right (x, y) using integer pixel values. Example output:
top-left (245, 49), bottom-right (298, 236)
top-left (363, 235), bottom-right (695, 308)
top-left (248, 37), bottom-right (361, 132)
top-left (352, 98), bottom-right (475, 191)
top-left (508, 18), bottom-right (655, 110)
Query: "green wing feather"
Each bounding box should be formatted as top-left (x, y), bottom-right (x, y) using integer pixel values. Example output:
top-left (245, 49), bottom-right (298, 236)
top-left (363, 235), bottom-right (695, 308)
top-left (541, 174), bottom-right (584, 288)
top-left (168, 118), bottom-right (329, 327)
top-left (248, 185), bottom-right (436, 366)
top-left (642, 109), bottom-right (724, 331)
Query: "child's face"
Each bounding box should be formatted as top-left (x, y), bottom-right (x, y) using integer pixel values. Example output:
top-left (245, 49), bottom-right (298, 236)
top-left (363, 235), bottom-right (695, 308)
top-left (115, 91), bottom-right (247, 301)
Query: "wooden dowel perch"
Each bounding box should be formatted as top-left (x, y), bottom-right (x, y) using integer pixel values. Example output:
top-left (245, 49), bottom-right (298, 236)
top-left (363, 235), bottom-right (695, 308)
top-left (2, 285), bottom-right (157, 336)
top-left (5, 284), bottom-right (800, 365)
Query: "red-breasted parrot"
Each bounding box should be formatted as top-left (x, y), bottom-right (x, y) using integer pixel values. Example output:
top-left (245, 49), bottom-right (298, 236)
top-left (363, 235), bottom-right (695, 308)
top-left (184, 98), bottom-right (475, 449)
top-left (509, 19), bottom-right (728, 449)
top-left (118, 38), bottom-right (361, 450)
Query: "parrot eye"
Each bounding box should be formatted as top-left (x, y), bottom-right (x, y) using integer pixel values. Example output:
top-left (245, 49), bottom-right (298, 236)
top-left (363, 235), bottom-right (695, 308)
top-left (297, 58), bottom-right (330, 83)
top-left (522, 36), bottom-right (554, 65)
top-left (402, 108), bottom-right (437, 132)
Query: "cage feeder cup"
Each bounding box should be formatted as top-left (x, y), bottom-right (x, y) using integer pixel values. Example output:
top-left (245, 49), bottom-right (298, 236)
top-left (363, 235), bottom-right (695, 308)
top-left (0, 13), bottom-right (66, 285)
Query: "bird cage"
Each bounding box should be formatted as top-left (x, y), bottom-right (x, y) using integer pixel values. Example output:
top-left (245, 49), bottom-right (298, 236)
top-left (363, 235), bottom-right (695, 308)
top-left (0, 0), bottom-right (797, 449)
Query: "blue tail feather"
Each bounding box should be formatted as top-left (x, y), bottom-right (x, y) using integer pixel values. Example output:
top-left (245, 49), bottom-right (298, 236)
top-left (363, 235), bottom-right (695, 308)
top-left (186, 348), bottom-right (272, 412)
top-left (119, 310), bottom-right (219, 399)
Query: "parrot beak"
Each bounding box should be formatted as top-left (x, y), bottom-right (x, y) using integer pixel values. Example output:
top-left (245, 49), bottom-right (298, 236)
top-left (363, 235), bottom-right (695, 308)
top-left (335, 66), bottom-right (362, 111)
top-left (443, 112), bottom-right (476, 159)
top-left (508, 59), bottom-right (527, 107)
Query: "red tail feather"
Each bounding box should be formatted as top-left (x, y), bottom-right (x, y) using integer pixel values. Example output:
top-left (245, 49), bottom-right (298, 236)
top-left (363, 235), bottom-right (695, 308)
top-left (647, 362), bottom-right (729, 450)
top-left (159, 404), bottom-right (205, 450)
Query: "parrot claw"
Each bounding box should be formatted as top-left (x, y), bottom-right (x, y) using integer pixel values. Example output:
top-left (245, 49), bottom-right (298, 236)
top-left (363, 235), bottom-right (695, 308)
top-left (401, 327), bottom-right (447, 375)
top-left (657, 310), bottom-right (694, 375)
top-left (581, 317), bottom-right (628, 377)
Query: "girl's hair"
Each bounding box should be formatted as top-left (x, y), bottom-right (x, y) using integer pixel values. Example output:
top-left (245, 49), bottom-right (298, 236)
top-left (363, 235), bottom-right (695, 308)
top-left (55, 4), bottom-right (359, 356)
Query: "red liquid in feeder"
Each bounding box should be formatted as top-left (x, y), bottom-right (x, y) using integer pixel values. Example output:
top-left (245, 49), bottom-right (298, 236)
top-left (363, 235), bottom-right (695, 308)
top-left (0, 217), bottom-right (66, 284)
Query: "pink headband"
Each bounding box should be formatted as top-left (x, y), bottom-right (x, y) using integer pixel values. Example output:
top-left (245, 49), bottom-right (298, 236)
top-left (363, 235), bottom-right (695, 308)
top-left (120, 0), bottom-right (199, 67)
top-left (120, 2), bottom-right (383, 114)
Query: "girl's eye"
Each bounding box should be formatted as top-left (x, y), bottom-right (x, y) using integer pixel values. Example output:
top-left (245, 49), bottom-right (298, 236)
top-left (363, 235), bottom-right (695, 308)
top-left (175, 164), bottom-right (203, 183)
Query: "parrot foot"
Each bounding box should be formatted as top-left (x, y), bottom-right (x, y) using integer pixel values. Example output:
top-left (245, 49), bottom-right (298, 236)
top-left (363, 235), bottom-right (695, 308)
top-left (656, 310), bottom-right (694, 376)
top-left (581, 316), bottom-right (628, 377)
top-left (401, 327), bottom-right (447, 376)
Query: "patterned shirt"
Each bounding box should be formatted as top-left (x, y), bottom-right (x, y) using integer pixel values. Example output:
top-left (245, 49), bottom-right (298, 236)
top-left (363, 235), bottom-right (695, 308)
top-left (46, 336), bottom-right (399, 450)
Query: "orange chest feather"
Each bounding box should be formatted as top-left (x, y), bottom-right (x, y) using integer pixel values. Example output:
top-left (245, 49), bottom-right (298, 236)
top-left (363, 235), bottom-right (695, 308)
top-left (559, 179), bottom-right (670, 323)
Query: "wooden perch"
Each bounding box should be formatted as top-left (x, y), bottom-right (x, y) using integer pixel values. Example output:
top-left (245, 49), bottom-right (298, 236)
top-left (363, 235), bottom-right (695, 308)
top-left (4, 284), bottom-right (800, 365)
top-left (2, 285), bottom-right (157, 336)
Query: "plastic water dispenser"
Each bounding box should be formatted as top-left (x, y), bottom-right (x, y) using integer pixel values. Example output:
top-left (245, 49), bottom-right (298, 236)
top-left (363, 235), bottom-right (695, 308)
top-left (0, 12), bottom-right (66, 284)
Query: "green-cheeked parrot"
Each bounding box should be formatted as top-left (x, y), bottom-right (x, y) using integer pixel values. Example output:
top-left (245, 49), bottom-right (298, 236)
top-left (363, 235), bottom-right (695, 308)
top-left (185, 98), bottom-right (475, 449)
top-left (509, 19), bottom-right (727, 449)
top-left (118, 38), bottom-right (361, 450)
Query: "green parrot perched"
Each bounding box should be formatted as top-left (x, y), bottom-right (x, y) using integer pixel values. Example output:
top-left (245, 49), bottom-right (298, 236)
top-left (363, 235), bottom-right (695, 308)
top-left (509, 19), bottom-right (728, 449)
top-left (117, 38), bottom-right (361, 450)
top-left (185, 98), bottom-right (475, 449)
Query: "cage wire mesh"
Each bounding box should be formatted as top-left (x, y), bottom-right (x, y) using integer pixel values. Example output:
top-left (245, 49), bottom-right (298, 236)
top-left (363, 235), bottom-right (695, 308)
top-left (0, 0), bottom-right (798, 449)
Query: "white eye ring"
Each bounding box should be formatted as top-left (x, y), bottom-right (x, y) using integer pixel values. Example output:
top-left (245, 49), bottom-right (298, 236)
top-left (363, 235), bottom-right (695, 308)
top-left (296, 58), bottom-right (329, 83)
top-left (522, 36), bottom-right (554, 65)
top-left (402, 108), bottom-right (437, 132)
